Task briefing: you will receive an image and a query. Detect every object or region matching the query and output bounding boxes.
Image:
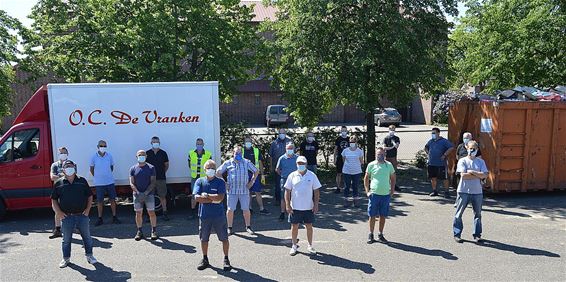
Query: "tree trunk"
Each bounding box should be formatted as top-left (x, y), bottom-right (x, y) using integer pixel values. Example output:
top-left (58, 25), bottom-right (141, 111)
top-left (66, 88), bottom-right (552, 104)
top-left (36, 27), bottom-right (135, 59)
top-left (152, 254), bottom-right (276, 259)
top-left (366, 109), bottom-right (375, 163)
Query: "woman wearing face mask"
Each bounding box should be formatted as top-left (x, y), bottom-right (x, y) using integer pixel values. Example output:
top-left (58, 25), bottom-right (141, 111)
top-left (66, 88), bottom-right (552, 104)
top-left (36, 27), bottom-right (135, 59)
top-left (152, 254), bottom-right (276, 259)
top-left (341, 136), bottom-right (364, 207)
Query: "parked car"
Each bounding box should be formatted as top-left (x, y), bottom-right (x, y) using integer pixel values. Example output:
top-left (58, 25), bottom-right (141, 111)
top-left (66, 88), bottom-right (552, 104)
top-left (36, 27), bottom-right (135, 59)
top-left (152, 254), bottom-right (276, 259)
top-left (266, 105), bottom-right (289, 127)
top-left (374, 108), bottom-right (402, 127)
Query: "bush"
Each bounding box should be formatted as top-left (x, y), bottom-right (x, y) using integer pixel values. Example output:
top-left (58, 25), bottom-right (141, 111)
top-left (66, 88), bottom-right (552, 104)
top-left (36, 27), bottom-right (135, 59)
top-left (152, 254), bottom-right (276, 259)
top-left (413, 149), bottom-right (428, 169)
top-left (433, 91), bottom-right (464, 124)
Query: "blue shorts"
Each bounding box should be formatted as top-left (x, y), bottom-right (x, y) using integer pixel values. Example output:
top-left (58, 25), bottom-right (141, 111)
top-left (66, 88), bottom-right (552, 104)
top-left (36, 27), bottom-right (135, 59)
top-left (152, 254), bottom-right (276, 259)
top-left (95, 184), bottom-right (117, 203)
top-left (368, 194), bottom-right (390, 217)
top-left (249, 172), bottom-right (263, 193)
top-left (199, 216), bottom-right (229, 242)
top-left (288, 210), bottom-right (315, 224)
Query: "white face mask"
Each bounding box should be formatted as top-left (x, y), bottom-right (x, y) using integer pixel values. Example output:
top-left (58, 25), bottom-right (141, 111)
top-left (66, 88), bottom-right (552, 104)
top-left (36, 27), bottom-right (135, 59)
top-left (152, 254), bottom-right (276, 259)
top-left (59, 153), bottom-right (68, 161)
top-left (463, 138), bottom-right (471, 145)
top-left (152, 143), bottom-right (160, 149)
top-left (137, 156), bottom-right (146, 163)
top-left (349, 143), bottom-right (357, 148)
top-left (98, 147), bottom-right (106, 153)
top-left (205, 169), bottom-right (216, 177)
top-left (279, 133), bottom-right (286, 140)
top-left (64, 167), bottom-right (76, 176)
top-left (245, 142), bottom-right (252, 149)
top-left (389, 131), bottom-right (395, 136)
top-left (307, 136), bottom-right (315, 142)
top-left (340, 132), bottom-right (347, 138)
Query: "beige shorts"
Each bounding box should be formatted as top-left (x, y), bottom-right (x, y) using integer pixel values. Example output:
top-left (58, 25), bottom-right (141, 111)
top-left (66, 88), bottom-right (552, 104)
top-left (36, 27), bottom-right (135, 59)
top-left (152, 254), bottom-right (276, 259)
top-left (156, 180), bottom-right (168, 197)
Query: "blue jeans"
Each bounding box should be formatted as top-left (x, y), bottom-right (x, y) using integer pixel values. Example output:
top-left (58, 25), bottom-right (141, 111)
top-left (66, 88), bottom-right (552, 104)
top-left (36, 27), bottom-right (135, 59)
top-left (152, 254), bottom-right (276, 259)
top-left (343, 173), bottom-right (361, 198)
top-left (61, 214), bottom-right (93, 258)
top-left (453, 193), bottom-right (483, 238)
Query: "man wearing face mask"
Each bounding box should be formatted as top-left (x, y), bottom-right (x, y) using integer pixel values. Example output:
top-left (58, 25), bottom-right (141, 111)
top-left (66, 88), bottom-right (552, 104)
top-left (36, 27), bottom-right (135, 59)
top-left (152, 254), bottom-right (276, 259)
top-left (270, 128), bottom-right (291, 205)
top-left (52, 160), bottom-right (98, 268)
top-left (364, 147), bottom-right (396, 244)
top-left (49, 147), bottom-right (70, 239)
top-left (188, 138), bottom-right (212, 219)
top-left (243, 135), bottom-right (269, 215)
top-left (130, 150), bottom-right (158, 241)
top-left (299, 131), bottom-right (319, 174)
top-left (424, 128), bottom-right (454, 197)
top-left (194, 160), bottom-right (231, 271)
top-left (454, 132), bottom-right (482, 206)
top-left (217, 146), bottom-right (259, 235)
top-left (334, 126), bottom-right (350, 194)
top-left (276, 143), bottom-right (298, 221)
top-left (146, 136), bottom-right (170, 221)
top-left (90, 140), bottom-right (120, 226)
top-left (284, 156), bottom-right (321, 256)
top-left (383, 125), bottom-right (401, 192)
top-left (453, 141), bottom-right (488, 243)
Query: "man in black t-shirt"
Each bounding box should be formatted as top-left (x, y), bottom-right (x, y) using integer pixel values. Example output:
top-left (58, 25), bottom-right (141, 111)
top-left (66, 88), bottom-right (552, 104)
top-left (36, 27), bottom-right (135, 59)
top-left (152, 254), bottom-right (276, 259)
top-left (146, 136), bottom-right (170, 220)
top-left (51, 160), bottom-right (97, 268)
top-left (383, 125), bottom-right (401, 191)
top-left (334, 126), bottom-right (350, 194)
top-left (300, 131), bottom-right (320, 173)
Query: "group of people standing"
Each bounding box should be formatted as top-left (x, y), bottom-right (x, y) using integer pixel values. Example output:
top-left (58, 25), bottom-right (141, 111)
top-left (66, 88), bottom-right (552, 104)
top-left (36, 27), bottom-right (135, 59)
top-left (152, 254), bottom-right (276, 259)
top-left (49, 126), bottom-right (488, 270)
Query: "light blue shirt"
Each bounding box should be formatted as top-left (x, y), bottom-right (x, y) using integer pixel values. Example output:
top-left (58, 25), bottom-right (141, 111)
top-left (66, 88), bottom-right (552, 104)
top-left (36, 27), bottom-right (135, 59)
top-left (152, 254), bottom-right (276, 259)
top-left (456, 157), bottom-right (488, 194)
top-left (89, 152), bottom-right (115, 186)
top-left (217, 158), bottom-right (258, 195)
top-left (276, 154), bottom-right (298, 179)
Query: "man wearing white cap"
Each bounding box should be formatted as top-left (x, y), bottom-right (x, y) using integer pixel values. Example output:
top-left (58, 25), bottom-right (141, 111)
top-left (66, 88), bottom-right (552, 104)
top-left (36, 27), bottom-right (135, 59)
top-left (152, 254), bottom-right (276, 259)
top-left (284, 156), bottom-right (322, 256)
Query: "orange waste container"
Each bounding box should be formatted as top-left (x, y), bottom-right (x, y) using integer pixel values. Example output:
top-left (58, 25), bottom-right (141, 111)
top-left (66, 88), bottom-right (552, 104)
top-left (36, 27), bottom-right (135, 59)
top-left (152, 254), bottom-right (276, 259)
top-left (449, 100), bottom-right (566, 193)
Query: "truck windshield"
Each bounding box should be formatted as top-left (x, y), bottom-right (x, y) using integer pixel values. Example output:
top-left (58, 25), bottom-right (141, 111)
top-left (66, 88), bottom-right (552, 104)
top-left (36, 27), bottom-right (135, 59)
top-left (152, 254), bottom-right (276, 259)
top-left (0, 128), bottom-right (40, 162)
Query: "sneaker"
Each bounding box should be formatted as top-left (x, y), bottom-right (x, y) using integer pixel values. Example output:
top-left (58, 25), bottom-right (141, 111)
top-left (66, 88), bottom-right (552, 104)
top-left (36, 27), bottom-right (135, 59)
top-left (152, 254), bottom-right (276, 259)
top-left (223, 258), bottom-right (232, 272)
top-left (289, 245), bottom-right (298, 256)
top-left (259, 209), bottom-right (270, 215)
top-left (163, 213), bottom-right (170, 221)
top-left (228, 227), bottom-right (234, 236)
top-left (197, 259), bottom-right (210, 271)
top-left (49, 228), bottom-right (62, 239)
top-left (112, 217), bottom-right (121, 224)
top-left (94, 218), bottom-right (103, 226)
top-left (454, 236), bottom-right (463, 243)
top-left (151, 231), bottom-right (159, 240)
top-left (429, 191), bottom-right (438, 197)
top-left (377, 234), bottom-right (388, 243)
top-left (58, 258), bottom-right (70, 268)
top-left (473, 235), bottom-right (483, 243)
top-left (307, 246), bottom-right (317, 254)
top-left (246, 227), bottom-right (255, 235)
top-left (279, 213), bottom-right (285, 221)
top-left (367, 233), bottom-right (375, 244)
top-left (86, 255), bottom-right (98, 264)
top-left (134, 230), bottom-right (144, 241)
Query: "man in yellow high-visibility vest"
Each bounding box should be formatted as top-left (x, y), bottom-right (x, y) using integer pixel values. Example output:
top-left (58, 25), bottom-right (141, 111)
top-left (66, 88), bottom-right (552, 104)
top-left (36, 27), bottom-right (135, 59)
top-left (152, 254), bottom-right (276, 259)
top-left (243, 135), bottom-right (269, 215)
top-left (187, 138), bottom-right (212, 219)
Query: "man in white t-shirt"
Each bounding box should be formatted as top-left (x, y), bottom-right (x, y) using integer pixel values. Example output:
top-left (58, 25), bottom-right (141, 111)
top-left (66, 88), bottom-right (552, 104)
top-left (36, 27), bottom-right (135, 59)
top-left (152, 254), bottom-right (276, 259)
top-left (284, 156), bottom-right (322, 256)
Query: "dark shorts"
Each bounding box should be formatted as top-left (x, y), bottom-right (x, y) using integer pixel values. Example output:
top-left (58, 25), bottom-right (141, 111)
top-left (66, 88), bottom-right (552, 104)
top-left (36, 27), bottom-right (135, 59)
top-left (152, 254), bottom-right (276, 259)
top-left (249, 172), bottom-right (262, 193)
top-left (368, 194), bottom-right (390, 217)
top-left (288, 210), bottom-right (315, 224)
top-left (336, 157), bottom-right (344, 173)
top-left (428, 165), bottom-right (447, 180)
top-left (199, 216), bottom-right (228, 242)
top-left (95, 184), bottom-right (117, 203)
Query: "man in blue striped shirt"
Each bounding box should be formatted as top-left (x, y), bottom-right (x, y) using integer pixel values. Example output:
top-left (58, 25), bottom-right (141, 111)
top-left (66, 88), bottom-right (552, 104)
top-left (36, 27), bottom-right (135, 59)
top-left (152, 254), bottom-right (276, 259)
top-left (217, 146), bottom-right (259, 235)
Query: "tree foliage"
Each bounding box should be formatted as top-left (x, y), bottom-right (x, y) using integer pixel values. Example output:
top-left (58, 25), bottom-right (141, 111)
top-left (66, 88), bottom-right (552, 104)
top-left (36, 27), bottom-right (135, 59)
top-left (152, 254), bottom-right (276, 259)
top-left (22, 0), bottom-right (260, 99)
top-left (449, 0), bottom-right (566, 92)
top-left (263, 0), bottom-right (456, 161)
top-left (0, 10), bottom-right (22, 117)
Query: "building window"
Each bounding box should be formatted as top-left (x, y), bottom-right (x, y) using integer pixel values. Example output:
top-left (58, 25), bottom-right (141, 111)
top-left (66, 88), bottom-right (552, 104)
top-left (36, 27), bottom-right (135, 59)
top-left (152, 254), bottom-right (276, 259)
top-left (255, 94), bottom-right (261, 105)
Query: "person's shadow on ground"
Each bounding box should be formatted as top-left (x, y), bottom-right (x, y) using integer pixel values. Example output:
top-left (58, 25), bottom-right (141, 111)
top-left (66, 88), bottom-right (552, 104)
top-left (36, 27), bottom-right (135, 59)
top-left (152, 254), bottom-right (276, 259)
top-left (149, 237), bottom-right (196, 253)
top-left (386, 241), bottom-right (458, 260)
top-left (467, 239), bottom-right (561, 257)
top-left (308, 252), bottom-right (376, 274)
top-left (69, 262), bottom-right (131, 282)
top-left (211, 266), bottom-right (277, 282)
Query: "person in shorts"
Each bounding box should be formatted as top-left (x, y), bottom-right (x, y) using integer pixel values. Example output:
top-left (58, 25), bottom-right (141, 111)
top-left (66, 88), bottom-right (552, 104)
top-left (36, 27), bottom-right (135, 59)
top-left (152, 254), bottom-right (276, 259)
top-left (364, 147), bottom-right (396, 244)
top-left (130, 150), bottom-right (158, 241)
top-left (194, 160), bottom-right (231, 272)
top-left (424, 128), bottom-right (454, 197)
top-left (284, 156), bottom-right (321, 256)
top-left (334, 126), bottom-right (350, 194)
top-left (89, 140), bottom-right (120, 226)
top-left (146, 136), bottom-right (170, 221)
top-left (217, 146), bottom-right (258, 235)
top-left (243, 135), bottom-right (269, 215)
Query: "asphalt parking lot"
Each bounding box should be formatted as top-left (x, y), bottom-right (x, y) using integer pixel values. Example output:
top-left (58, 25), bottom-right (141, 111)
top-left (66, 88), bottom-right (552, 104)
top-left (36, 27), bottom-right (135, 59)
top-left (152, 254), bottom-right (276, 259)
top-left (0, 164), bottom-right (564, 281)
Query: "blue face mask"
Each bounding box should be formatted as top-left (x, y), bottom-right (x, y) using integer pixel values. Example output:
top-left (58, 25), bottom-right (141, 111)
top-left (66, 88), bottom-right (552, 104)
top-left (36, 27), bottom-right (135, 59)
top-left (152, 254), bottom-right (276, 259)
top-left (431, 133), bottom-right (437, 140)
top-left (463, 138), bottom-right (471, 145)
top-left (196, 144), bottom-right (204, 151)
top-left (234, 153), bottom-right (243, 161)
top-left (377, 155), bottom-right (386, 162)
top-left (297, 164), bottom-right (307, 172)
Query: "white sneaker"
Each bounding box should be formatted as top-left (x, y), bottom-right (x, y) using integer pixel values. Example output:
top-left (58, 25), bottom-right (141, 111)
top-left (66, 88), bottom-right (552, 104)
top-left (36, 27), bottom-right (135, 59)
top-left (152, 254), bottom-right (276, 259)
top-left (86, 255), bottom-right (98, 264)
top-left (289, 245), bottom-right (298, 256)
top-left (59, 258), bottom-right (70, 268)
top-left (307, 245), bottom-right (317, 254)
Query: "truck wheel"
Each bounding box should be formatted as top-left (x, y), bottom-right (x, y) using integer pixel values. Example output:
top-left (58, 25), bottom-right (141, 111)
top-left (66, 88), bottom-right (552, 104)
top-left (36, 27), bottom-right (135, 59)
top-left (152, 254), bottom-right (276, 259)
top-left (153, 195), bottom-right (163, 213)
top-left (0, 199), bottom-right (6, 221)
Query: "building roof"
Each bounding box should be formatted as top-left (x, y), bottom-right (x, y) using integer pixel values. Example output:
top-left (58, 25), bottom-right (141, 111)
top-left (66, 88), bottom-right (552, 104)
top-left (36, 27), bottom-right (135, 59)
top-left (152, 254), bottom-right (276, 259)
top-left (240, 1), bottom-right (278, 22)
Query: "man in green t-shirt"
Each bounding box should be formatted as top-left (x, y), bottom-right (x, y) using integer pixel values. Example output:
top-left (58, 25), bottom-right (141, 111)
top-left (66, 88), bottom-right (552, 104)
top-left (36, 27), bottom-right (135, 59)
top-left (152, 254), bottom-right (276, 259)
top-left (364, 147), bottom-right (396, 244)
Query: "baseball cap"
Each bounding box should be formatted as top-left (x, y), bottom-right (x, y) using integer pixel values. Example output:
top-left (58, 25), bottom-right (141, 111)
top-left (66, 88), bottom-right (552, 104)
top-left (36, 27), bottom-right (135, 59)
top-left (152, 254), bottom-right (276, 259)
top-left (296, 156), bottom-right (307, 163)
top-left (62, 160), bottom-right (76, 167)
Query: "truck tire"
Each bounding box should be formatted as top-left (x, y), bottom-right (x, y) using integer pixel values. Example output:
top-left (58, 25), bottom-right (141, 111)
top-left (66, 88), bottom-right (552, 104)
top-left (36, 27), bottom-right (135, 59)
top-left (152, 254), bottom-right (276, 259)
top-left (0, 199), bottom-right (6, 221)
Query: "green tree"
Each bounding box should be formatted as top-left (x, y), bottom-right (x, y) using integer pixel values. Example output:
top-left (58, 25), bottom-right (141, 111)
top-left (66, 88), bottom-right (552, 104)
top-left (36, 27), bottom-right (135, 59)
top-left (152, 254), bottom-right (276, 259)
top-left (22, 0), bottom-right (259, 99)
top-left (0, 10), bottom-right (22, 118)
top-left (263, 0), bottom-right (456, 162)
top-left (449, 0), bottom-right (566, 92)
